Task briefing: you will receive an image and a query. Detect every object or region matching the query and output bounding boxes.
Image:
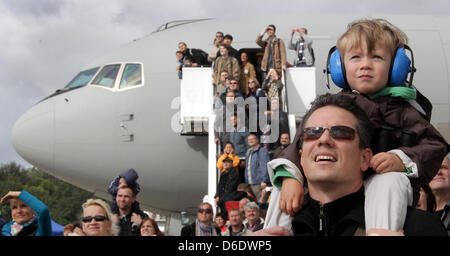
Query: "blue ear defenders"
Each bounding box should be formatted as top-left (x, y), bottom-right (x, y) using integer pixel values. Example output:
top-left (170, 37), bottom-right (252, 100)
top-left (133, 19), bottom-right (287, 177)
top-left (324, 45), bottom-right (415, 89)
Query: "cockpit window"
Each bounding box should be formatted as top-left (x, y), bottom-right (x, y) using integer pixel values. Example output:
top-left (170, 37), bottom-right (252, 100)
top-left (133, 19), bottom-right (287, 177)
top-left (92, 64), bottom-right (121, 88)
top-left (64, 67), bottom-right (99, 89)
top-left (119, 64), bottom-right (142, 89)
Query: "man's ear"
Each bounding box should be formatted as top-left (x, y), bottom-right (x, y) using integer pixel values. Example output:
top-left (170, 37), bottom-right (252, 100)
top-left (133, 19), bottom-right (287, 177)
top-left (360, 148), bottom-right (373, 173)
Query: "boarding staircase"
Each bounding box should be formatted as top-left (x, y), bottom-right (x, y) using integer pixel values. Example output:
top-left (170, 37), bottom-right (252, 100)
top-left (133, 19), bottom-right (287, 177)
top-left (179, 67), bottom-right (317, 214)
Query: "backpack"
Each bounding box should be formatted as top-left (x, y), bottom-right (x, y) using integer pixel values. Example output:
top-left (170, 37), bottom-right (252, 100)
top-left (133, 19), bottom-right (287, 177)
top-left (415, 88), bottom-right (432, 122)
top-left (309, 47), bottom-right (315, 66)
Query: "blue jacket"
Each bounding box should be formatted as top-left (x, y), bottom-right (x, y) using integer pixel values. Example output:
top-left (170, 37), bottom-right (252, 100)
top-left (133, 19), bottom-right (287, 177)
top-left (245, 145), bottom-right (271, 185)
top-left (2, 190), bottom-right (52, 236)
top-left (229, 128), bottom-right (250, 158)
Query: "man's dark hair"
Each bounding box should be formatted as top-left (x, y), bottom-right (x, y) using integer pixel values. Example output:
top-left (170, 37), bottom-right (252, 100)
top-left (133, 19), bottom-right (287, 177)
top-left (223, 157), bottom-right (233, 163)
top-left (298, 93), bottom-right (373, 149)
top-left (224, 34), bottom-right (233, 41)
top-left (268, 24), bottom-right (276, 32)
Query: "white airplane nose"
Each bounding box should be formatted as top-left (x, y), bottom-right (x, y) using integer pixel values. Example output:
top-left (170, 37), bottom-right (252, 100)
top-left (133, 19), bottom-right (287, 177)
top-left (11, 100), bottom-right (54, 171)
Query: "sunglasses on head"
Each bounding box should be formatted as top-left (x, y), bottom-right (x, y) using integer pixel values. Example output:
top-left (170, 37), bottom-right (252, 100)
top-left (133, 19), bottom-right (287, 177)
top-left (303, 126), bottom-right (356, 140)
top-left (81, 215), bottom-right (109, 223)
top-left (198, 208), bottom-right (213, 214)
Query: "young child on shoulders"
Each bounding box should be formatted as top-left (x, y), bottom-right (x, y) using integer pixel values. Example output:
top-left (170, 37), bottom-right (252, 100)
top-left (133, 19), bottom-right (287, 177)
top-left (108, 168), bottom-right (143, 215)
top-left (266, 18), bottom-right (449, 232)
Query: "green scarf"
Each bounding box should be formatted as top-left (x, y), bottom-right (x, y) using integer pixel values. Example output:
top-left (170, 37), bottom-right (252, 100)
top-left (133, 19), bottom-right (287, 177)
top-left (369, 85), bottom-right (417, 100)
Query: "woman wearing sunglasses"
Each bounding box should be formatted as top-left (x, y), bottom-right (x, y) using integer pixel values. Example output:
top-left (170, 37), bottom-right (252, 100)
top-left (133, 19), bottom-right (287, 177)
top-left (81, 198), bottom-right (119, 236)
top-left (1, 190), bottom-right (52, 236)
top-left (180, 202), bottom-right (221, 236)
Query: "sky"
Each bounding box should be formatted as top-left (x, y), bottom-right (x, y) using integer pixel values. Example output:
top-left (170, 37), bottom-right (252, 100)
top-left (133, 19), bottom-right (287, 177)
top-left (1, 0), bottom-right (450, 167)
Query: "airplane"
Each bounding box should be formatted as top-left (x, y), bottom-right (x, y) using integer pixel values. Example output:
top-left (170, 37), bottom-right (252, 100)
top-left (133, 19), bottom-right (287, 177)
top-left (10, 14), bottom-right (450, 235)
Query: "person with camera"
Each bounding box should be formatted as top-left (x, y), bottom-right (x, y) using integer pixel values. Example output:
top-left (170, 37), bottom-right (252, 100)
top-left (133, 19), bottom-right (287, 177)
top-left (266, 18), bottom-right (449, 234)
top-left (288, 27), bottom-right (314, 67)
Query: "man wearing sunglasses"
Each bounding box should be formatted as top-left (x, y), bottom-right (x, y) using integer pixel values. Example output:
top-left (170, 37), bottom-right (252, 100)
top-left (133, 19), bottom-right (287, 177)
top-left (180, 202), bottom-right (221, 236)
top-left (261, 93), bottom-right (446, 236)
top-left (208, 31), bottom-right (224, 63)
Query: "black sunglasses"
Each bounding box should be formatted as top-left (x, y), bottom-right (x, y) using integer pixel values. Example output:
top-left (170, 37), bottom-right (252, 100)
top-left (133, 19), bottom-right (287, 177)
top-left (198, 208), bottom-right (213, 214)
top-left (303, 126), bottom-right (356, 140)
top-left (82, 215), bottom-right (109, 223)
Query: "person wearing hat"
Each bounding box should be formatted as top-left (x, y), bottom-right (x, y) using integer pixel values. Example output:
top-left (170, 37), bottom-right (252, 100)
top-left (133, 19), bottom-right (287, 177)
top-left (108, 168), bottom-right (146, 232)
top-left (215, 157), bottom-right (243, 215)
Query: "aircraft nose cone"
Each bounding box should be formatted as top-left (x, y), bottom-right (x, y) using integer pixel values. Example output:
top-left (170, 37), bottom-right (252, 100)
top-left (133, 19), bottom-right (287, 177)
top-left (11, 100), bottom-right (54, 171)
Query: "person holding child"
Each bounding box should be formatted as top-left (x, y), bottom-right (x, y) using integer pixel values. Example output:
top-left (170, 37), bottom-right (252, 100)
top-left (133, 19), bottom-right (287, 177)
top-left (265, 18), bottom-right (449, 233)
top-left (108, 168), bottom-right (148, 236)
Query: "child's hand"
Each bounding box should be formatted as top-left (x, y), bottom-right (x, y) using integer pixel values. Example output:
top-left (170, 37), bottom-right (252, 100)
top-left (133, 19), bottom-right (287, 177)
top-left (248, 226), bottom-right (291, 236)
top-left (119, 177), bottom-right (128, 188)
top-left (370, 152), bottom-right (405, 174)
top-left (280, 178), bottom-right (304, 216)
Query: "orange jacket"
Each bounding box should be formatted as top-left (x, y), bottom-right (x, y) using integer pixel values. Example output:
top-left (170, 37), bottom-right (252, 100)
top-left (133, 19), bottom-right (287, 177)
top-left (216, 153), bottom-right (241, 172)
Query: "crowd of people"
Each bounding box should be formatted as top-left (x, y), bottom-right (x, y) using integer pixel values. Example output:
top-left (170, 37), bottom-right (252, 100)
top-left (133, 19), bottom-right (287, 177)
top-left (0, 168), bottom-right (165, 237)
top-left (174, 19), bottom-right (450, 237)
top-left (0, 18), bottom-right (449, 237)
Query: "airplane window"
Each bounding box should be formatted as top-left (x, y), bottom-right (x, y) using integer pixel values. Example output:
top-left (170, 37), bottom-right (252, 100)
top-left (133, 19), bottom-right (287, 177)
top-left (92, 64), bottom-right (121, 88)
top-left (64, 67), bottom-right (99, 89)
top-left (119, 64), bottom-right (142, 89)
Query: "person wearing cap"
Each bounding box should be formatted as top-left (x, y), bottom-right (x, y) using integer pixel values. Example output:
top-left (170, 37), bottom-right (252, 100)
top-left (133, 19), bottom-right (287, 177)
top-left (107, 168), bottom-right (146, 231)
top-left (217, 142), bottom-right (241, 173)
top-left (430, 153), bottom-right (450, 234)
top-left (215, 157), bottom-right (243, 215)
